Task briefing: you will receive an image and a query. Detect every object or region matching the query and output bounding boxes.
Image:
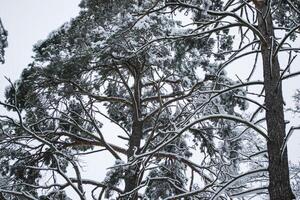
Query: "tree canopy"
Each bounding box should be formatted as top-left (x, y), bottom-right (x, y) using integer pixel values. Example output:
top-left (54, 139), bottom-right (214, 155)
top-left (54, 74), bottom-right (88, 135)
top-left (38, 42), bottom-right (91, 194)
top-left (1, 0), bottom-right (300, 199)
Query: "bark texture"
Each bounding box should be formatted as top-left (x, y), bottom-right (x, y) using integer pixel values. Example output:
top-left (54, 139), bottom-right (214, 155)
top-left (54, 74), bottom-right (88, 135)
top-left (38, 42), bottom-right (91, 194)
top-left (123, 68), bottom-right (143, 200)
top-left (123, 120), bottom-right (143, 200)
top-left (256, 3), bottom-right (295, 200)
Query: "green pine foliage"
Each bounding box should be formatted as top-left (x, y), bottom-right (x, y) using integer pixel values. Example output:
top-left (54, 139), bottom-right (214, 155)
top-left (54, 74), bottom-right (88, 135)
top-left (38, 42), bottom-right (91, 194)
top-left (0, 0), bottom-right (273, 199)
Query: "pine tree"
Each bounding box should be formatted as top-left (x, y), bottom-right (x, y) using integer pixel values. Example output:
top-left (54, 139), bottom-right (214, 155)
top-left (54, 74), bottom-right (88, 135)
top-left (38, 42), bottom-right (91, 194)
top-left (0, 0), bottom-right (250, 199)
top-left (0, 18), bottom-right (8, 64)
top-left (152, 0), bottom-right (300, 199)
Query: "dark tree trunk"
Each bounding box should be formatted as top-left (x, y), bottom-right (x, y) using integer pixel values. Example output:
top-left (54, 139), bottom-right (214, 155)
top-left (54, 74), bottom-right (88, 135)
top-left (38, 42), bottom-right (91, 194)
top-left (256, 3), bottom-right (295, 200)
top-left (123, 120), bottom-right (143, 200)
top-left (123, 69), bottom-right (143, 200)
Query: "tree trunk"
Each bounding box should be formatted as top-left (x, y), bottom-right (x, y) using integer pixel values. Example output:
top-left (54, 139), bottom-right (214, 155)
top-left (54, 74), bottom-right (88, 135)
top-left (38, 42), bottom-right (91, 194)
top-left (123, 120), bottom-right (143, 200)
top-left (256, 3), bottom-right (295, 200)
top-left (123, 70), bottom-right (143, 200)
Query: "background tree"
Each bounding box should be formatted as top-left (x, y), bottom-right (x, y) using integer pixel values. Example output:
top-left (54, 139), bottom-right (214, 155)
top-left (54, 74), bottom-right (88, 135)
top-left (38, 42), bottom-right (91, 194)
top-left (0, 18), bottom-right (8, 64)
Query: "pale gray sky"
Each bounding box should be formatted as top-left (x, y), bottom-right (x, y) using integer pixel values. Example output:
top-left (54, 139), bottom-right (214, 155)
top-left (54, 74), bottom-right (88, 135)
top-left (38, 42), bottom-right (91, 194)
top-left (0, 0), bottom-right (81, 98)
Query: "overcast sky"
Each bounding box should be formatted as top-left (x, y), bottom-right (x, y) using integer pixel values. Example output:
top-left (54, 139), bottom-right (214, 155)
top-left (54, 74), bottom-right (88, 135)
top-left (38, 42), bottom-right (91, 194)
top-left (0, 0), bottom-right (81, 97)
top-left (0, 1), bottom-right (300, 198)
